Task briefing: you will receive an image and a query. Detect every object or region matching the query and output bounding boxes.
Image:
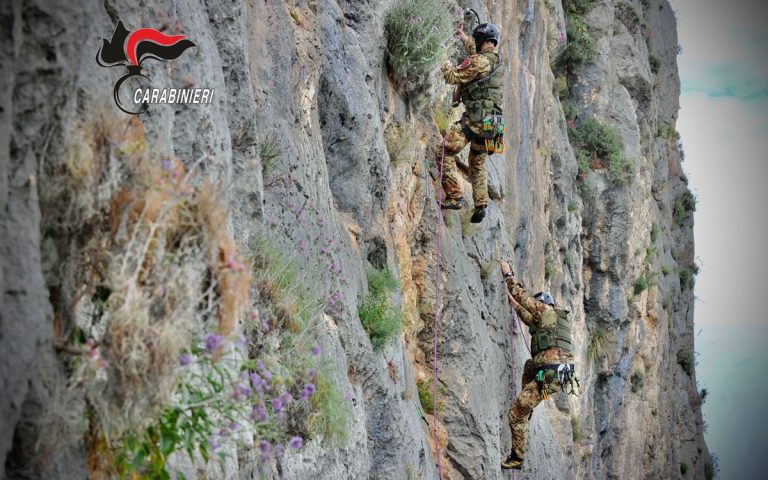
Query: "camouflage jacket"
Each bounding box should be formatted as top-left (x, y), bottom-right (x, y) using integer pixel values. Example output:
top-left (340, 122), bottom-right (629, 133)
top-left (440, 40), bottom-right (496, 87)
top-left (505, 277), bottom-right (574, 365)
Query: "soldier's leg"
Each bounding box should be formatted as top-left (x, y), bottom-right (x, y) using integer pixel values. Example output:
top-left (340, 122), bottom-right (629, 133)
top-left (437, 123), bottom-right (469, 202)
top-left (468, 140), bottom-right (489, 208)
top-left (508, 373), bottom-right (544, 461)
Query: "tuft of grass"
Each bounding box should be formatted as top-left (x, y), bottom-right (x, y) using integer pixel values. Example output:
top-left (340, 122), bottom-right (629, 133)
top-left (680, 463), bottom-right (689, 475)
top-left (359, 267), bottom-right (402, 350)
top-left (545, 257), bottom-right (554, 280)
top-left (673, 190), bottom-right (697, 226)
top-left (568, 117), bottom-right (634, 186)
top-left (259, 134), bottom-right (281, 178)
top-left (417, 378), bottom-right (444, 415)
top-left (563, 101), bottom-right (578, 121)
top-left (553, 75), bottom-right (569, 99)
top-left (677, 350), bottom-right (695, 376)
top-left (568, 200), bottom-right (579, 212)
top-left (417, 379), bottom-right (435, 414)
top-left (385, 0), bottom-right (454, 87)
top-left (587, 327), bottom-right (612, 364)
top-left (648, 54), bottom-right (661, 74)
top-left (679, 267), bottom-right (695, 291)
top-left (564, 0), bottom-right (592, 15)
top-left (630, 370), bottom-right (645, 393)
top-left (633, 275), bottom-right (648, 295)
top-left (661, 265), bottom-right (670, 276)
top-left (571, 416), bottom-right (582, 442)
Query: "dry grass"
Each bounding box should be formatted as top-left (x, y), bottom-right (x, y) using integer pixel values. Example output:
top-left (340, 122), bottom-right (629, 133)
top-left (59, 109), bottom-right (251, 444)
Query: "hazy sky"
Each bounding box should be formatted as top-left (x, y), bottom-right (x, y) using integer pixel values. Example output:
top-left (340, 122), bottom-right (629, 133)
top-left (669, 0), bottom-right (768, 478)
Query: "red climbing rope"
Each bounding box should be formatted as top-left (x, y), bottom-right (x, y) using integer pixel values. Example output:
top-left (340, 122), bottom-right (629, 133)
top-left (432, 138), bottom-right (446, 480)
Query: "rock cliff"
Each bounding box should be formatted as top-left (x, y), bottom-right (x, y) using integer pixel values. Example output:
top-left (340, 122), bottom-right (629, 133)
top-left (0, 0), bottom-right (710, 479)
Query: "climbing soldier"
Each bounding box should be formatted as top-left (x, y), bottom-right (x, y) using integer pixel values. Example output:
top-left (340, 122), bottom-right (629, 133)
top-left (438, 16), bottom-right (504, 224)
top-left (499, 261), bottom-right (580, 470)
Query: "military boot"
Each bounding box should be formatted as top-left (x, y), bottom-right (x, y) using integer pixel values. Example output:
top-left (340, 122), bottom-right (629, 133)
top-left (441, 196), bottom-right (464, 210)
top-left (470, 206), bottom-right (486, 223)
top-left (501, 452), bottom-right (524, 470)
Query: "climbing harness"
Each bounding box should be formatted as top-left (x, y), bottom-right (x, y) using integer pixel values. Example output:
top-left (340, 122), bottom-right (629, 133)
top-left (431, 137), bottom-right (447, 480)
top-left (535, 363), bottom-right (581, 397)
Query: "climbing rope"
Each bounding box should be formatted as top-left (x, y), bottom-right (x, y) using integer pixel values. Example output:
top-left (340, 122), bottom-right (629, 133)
top-left (432, 137), bottom-right (446, 479)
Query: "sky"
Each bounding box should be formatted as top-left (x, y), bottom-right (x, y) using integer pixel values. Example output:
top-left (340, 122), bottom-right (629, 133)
top-left (669, 0), bottom-right (768, 478)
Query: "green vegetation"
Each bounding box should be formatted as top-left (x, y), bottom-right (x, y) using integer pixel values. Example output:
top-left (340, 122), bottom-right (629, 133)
top-left (554, 75), bottom-right (569, 99)
top-left (630, 370), bottom-right (645, 393)
top-left (545, 257), bottom-right (554, 280)
top-left (563, 101), bottom-right (578, 121)
top-left (648, 54), bottom-right (661, 74)
top-left (385, 0), bottom-right (454, 86)
top-left (705, 456), bottom-right (719, 480)
top-left (564, 253), bottom-right (573, 268)
top-left (417, 378), bottom-right (444, 415)
top-left (677, 349), bottom-right (695, 376)
top-left (587, 326), bottom-right (612, 364)
top-left (633, 275), bottom-right (648, 295)
top-left (562, 16), bottom-right (597, 71)
top-left (661, 265), bottom-right (670, 276)
top-left (571, 416), bottom-right (582, 442)
top-left (259, 135), bottom-right (281, 178)
top-left (679, 267), bottom-right (696, 291)
top-left (674, 190), bottom-right (697, 226)
top-left (650, 222), bottom-right (659, 243)
top-left (568, 200), bottom-right (579, 212)
top-left (680, 463), bottom-right (689, 475)
top-left (569, 117), bottom-right (634, 186)
top-left (359, 267), bottom-right (403, 350)
top-left (564, 0), bottom-right (592, 15)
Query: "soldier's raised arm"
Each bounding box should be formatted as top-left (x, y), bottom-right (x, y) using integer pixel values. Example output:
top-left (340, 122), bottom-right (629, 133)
top-left (441, 54), bottom-right (492, 85)
top-left (501, 261), bottom-right (547, 326)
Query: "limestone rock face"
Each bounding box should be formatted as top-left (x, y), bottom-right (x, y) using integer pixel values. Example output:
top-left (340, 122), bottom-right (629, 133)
top-left (0, 0), bottom-right (708, 479)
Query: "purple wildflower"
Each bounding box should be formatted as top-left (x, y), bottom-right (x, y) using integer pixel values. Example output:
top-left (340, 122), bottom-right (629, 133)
top-left (271, 397), bottom-right (283, 413)
top-left (288, 436), bottom-right (303, 449)
top-left (161, 159), bottom-right (172, 170)
top-left (299, 383), bottom-right (316, 401)
top-left (233, 382), bottom-right (252, 401)
top-left (311, 345), bottom-right (321, 356)
top-left (320, 248), bottom-right (327, 255)
top-left (252, 404), bottom-right (268, 422)
top-left (230, 421), bottom-right (241, 431)
top-left (179, 352), bottom-right (192, 366)
top-left (219, 428), bottom-right (230, 437)
top-left (259, 440), bottom-right (272, 456)
top-left (280, 391), bottom-right (293, 405)
top-left (205, 334), bottom-right (224, 353)
top-left (261, 319), bottom-right (271, 332)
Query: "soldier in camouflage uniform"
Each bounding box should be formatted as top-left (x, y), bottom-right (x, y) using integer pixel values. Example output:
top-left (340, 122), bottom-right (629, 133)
top-left (438, 21), bottom-right (503, 224)
top-left (500, 261), bottom-right (579, 470)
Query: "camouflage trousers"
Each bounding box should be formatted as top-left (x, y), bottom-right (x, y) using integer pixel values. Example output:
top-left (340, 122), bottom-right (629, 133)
top-left (507, 359), bottom-right (565, 460)
top-left (437, 120), bottom-right (488, 207)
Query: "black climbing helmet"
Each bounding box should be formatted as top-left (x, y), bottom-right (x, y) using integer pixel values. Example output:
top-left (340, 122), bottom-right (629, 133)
top-left (472, 23), bottom-right (500, 49)
top-left (534, 291), bottom-right (555, 306)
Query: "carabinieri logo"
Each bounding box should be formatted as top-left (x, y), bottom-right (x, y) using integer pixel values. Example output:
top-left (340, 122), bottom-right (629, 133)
top-left (97, 20), bottom-right (214, 115)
